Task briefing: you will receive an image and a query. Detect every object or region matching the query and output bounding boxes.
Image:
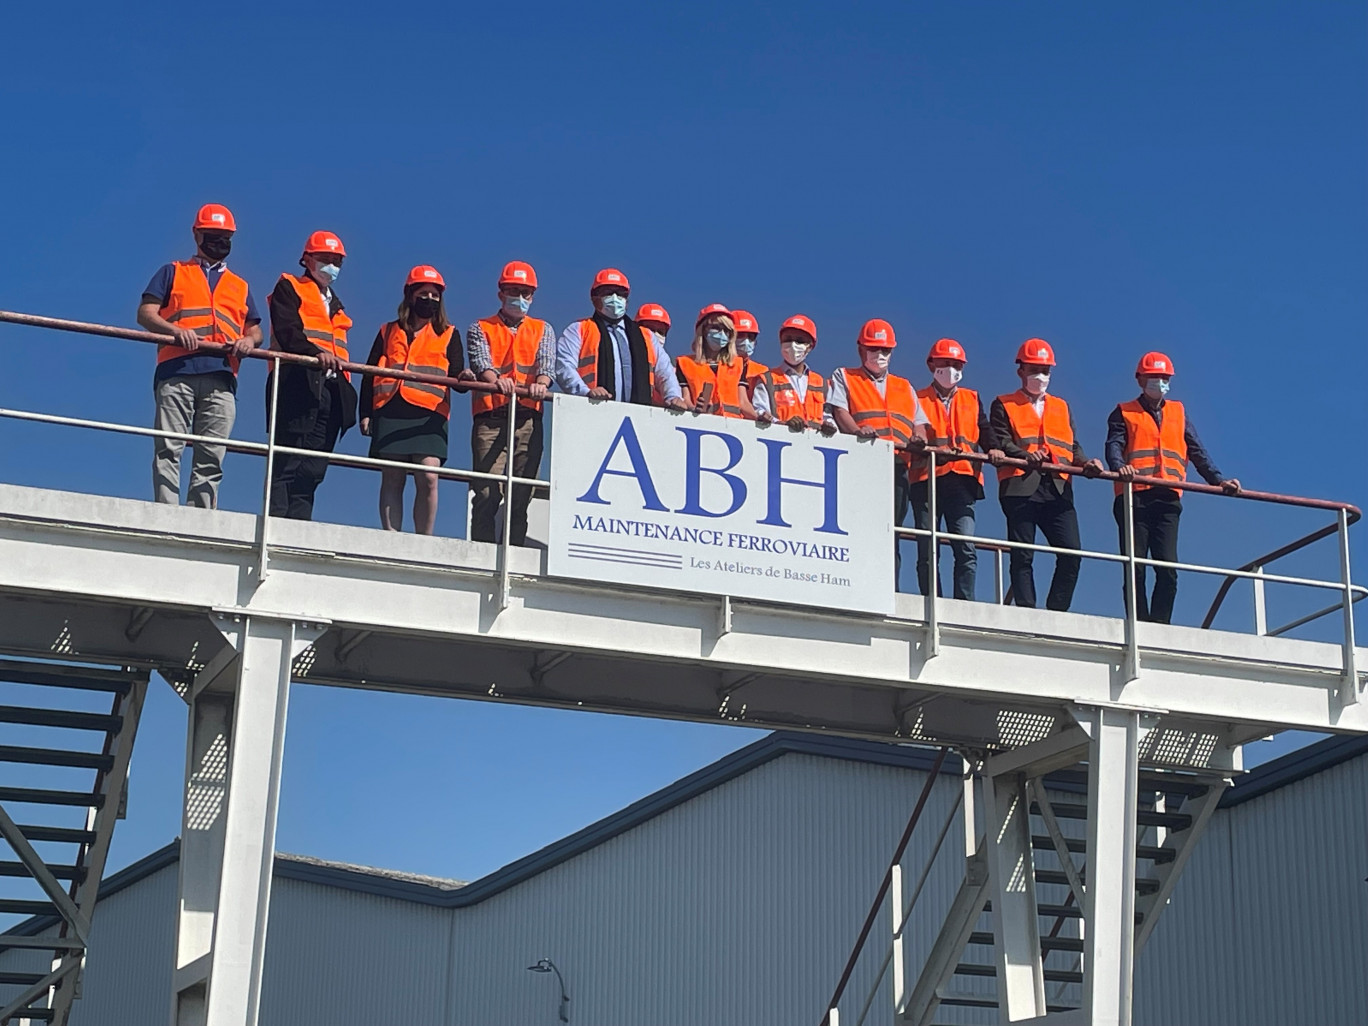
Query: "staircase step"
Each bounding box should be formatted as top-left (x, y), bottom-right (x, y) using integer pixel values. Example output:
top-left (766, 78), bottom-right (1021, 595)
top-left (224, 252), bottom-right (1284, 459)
top-left (937, 993), bottom-right (1077, 1012)
top-left (9, 1010), bottom-right (55, 1023)
top-left (0, 970), bottom-right (48, 986)
top-left (11, 824), bottom-right (97, 845)
top-left (1031, 835), bottom-right (1175, 864)
top-left (0, 786), bottom-right (104, 808)
top-left (0, 705), bottom-right (122, 732)
top-left (1046, 768), bottom-right (1210, 798)
top-left (1034, 868), bottom-right (1160, 895)
top-left (1030, 801), bottom-right (1193, 831)
top-left (984, 901), bottom-right (1083, 919)
top-left (955, 962), bottom-right (1084, 985)
top-left (0, 860), bottom-right (86, 881)
top-left (968, 931), bottom-right (1083, 953)
top-left (0, 897), bottom-right (57, 916)
top-left (0, 661), bottom-right (134, 695)
top-left (0, 745), bottom-right (114, 771)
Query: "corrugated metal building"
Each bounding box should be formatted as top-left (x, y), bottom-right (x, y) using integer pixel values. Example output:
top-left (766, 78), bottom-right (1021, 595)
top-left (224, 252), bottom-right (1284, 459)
top-left (3, 732), bottom-right (1365, 1026)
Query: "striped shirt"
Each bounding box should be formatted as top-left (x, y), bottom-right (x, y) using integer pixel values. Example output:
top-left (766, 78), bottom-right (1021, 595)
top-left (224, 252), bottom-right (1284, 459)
top-left (466, 313), bottom-right (556, 379)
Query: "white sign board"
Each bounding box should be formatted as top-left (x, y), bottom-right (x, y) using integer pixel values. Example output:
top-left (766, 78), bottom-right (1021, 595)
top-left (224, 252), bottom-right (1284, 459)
top-left (547, 396), bottom-right (894, 613)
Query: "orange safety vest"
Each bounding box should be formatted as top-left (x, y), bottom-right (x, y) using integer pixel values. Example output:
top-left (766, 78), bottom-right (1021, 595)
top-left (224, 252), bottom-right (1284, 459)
top-left (1115, 399), bottom-right (1188, 494)
top-left (761, 367), bottom-right (827, 427)
top-left (274, 273), bottom-right (353, 381)
top-left (472, 315), bottom-right (547, 416)
top-left (913, 385), bottom-right (983, 484)
top-left (371, 320), bottom-right (455, 418)
top-left (745, 359), bottom-right (769, 392)
top-left (575, 319), bottom-right (660, 396)
top-left (678, 355), bottom-right (747, 418)
top-left (995, 391), bottom-right (1075, 482)
top-left (157, 261), bottom-right (252, 372)
top-left (842, 368), bottom-right (921, 461)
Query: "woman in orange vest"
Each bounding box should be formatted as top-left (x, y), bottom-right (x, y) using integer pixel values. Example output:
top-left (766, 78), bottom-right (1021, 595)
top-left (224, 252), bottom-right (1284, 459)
top-left (986, 339), bottom-right (1104, 611)
top-left (359, 265), bottom-right (473, 534)
top-left (911, 339), bottom-right (992, 601)
top-left (1104, 351), bottom-right (1240, 624)
top-left (675, 304), bottom-right (756, 418)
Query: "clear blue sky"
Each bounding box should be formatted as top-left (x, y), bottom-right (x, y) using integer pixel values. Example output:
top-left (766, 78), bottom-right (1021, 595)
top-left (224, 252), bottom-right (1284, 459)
top-left (0, 2), bottom-right (1363, 883)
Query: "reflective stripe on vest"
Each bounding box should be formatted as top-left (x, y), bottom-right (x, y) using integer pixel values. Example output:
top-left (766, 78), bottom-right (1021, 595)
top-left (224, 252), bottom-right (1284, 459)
top-left (913, 385), bottom-right (983, 484)
top-left (472, 316), bottom-right (547, 415)
top-left (576, 319), bottom-right (658, 396)
top-left (842, 369), bottom-right (920, 458)
top-left (995, 392), bottom-right (1075, 481)
top-left (157, 261), bottom-right (251, 373)
top-left (678, 355), bottom-right (746, 418)
top-left (762, 368), bottom-right (827, 427)
top-left (1116, 399), bottom-right (1187, 494)
top-left (371, 320), bottom-right (454, 417)
top-left (274, 274), bottom-right (353, 381)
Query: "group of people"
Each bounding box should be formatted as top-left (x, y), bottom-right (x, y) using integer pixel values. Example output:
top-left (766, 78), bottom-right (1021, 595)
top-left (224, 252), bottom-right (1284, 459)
top-left (140, 204), bottom-right (1240, 625)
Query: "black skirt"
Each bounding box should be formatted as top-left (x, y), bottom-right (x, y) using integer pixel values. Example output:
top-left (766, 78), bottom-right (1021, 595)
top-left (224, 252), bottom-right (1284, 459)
top-left (368, 397), bottom-right (449, 463)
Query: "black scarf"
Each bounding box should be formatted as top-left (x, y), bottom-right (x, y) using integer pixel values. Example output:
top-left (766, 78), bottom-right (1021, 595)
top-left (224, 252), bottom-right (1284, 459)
top-left (593, 313), bottom-right (654, 404)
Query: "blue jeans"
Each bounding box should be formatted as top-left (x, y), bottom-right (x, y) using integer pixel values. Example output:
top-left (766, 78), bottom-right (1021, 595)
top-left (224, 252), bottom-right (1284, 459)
top-left (910, 474), bottom-right (978, 601)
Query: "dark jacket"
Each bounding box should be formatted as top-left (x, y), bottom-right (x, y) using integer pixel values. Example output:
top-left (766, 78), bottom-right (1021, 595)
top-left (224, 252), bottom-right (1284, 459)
top-left (1104, 395), bottom-right (1225, 502)
top-left (989, 392), bottom-right (1090, 501)
top-left (267, 276), bottom-right (358, 438)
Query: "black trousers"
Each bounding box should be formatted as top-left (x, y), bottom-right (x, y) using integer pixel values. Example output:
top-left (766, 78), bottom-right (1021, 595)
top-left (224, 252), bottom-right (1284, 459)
top-left (910, 474), bottom-right (978, 601)
top-left (893, 461), bottom-right (911, 589)
top-left (1001, 493), bottom-right (1082, 611)
top-left (1114, 492), bottom-right (1182, 624)
top-left (269, 384), bottom-right (343, 521)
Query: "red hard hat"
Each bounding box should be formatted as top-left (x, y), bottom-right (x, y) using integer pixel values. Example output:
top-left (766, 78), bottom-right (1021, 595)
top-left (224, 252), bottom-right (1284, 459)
top-left (303, 231), bottom-right (346, 257)
top-left (780, 314), bottom-right (818, 345)
top-left (696, 303), bottom-right (732, 326)
top-left (733, 310), bottom-right (759, 335)
top-left (499, 261), bottom-right (538, 288)
top-left (927, 338), bottom-right (967, 363)
top-left (1136, 351), bottom-right (1175, 376)
top-left (636, 303), bottom-right (670, 329)
top-left (1015, 338), bottom-right (1056, 366)
top-left (858, 318), bottom-right (897, 349)
top-left (592, 268), bottom-right (630, 292)
top-left (193, 203), bottom-right (236, 232)
top-left (405, 265), bottom-right (445, 289)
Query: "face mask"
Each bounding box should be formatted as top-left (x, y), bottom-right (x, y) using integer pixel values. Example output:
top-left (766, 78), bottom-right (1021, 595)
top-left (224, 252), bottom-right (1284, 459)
top-left (1143, 378), bottom-right (1170, 400)
top-left (933, 366), bottom-right (963, 389)
top-left (502, 295), bottom-right (532, 317)
top-left (736, 336), bottom-right (756, 357)
top-left (780, 341), bottom-right (810, 366)
top-left (199, 234), bottom-right (232, 262)
top-left (313, 261), bottom-right (341, 285)
top-left (863, 349), bottom-right (891, 374)
top-left (596, 295), bottom-right (627, 320)
top-left (1024, 372), bottom-right (1050, 396)
top-left (412, 296), bottom-right (440, 319)
top-left (704, 329), bottom-right (730, 351)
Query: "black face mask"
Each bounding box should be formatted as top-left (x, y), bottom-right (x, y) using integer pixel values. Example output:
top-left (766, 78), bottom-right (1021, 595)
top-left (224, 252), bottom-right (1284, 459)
top-left (412, 296), bottom-right (440, 319)
top-left (199, 233), bottom-right (232, 261)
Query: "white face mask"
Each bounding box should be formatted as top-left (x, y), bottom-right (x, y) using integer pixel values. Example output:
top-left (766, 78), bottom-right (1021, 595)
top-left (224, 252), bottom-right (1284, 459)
top-left (312, 261), bottom-right (340, 285)
top-left (780, 340), bottom-right (810, 366)
top-left (1024, 372), bottom-right (1050, 396)
top-left (863, 349), bottom-right (891, 374)
top-left (1143, 378), bottom-right (1170, 400)
top-left (502, 294), bottom-right (532, 317)
top-left (596, 294), bottom-right (627, 320)
top-left (736, 335), bottom-right (756, 357)
top-left (704, 329), bottom-right (730, 352)
top-left (933, 366), bottom-right (963, 389)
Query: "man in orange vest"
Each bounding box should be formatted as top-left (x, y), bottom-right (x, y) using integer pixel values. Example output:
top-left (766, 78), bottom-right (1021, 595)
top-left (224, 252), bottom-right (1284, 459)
top-left (987, 339), bottom-right (1104, 611)
top-left (266, 230), bottom-right (357, 520)
top-left (554, 268), bottom-right (685, 408)
top-left (752, 315), bottom-right (833, 433)
top-left (466, 261), bottom-right (556, 545)
top-left (137, 203), bottom-right (262, 508)
top-left (911, 339), bottom-right (992, 601)
top-left (636, 303), bottom-right (672, 351)
top-left (827, 319), bottom-right (930, 583)
top-left (1106, 351), bottom-right (1240, 624)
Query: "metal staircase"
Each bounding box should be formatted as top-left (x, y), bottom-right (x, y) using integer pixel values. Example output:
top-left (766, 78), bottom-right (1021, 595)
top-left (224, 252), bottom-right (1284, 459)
top-left (0, 659), bottom-right (148, 1025)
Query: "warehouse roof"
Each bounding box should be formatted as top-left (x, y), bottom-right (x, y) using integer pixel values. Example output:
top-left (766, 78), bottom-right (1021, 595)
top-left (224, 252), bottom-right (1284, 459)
top-left (4, 728), bottom-right (1365, 941)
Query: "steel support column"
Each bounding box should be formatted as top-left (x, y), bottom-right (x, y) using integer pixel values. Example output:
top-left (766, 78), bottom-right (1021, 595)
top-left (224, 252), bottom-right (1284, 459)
top-left (169, 613), bottom-right (326, 1026)
top-left (985, 770), bottom-right (1047, 1021)
top-left (1082, 709), bottom-right (1140, 1026)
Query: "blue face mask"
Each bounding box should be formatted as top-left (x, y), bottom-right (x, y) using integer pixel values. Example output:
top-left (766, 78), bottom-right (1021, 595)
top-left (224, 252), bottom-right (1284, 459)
top-left (313, 261), bottom-right (341, 285)
top-left (704, 329), bottom-right (730, 351)
top-left (1144, 378), bottom-right (1170, 400)
top-left (736, 335), bottom-right (756, 357)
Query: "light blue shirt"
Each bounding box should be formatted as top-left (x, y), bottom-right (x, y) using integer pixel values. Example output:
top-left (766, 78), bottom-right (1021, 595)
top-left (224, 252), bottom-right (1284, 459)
top-left (554, 319), bottom-right (681, 402)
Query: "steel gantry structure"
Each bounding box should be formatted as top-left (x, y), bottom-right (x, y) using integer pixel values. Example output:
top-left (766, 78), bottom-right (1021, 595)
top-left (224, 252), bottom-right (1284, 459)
top-left (0, 310), bottom-right (1363, 1026)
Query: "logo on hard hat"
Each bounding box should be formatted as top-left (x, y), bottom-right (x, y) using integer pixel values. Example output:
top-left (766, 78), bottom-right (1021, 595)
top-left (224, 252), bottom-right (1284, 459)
top-left (325, 238), bottom-right (339, 250)
top-left (872, 330), bottom-right (887, 340)
top-left (1156, 360), bottom-right (1167, 369)
top-left (513, 269), bottom-right (527, 279)
top-left (607, 273), bottom-right (621, 282)
top-left (210, 213), bottom-right (225, 224)
top-left (424, 270), bottom-right (437, 279)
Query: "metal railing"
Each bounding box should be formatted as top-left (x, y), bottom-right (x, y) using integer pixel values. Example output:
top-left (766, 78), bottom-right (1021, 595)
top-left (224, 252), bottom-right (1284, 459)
top-left (0, 309), bottom-right (1362, 680)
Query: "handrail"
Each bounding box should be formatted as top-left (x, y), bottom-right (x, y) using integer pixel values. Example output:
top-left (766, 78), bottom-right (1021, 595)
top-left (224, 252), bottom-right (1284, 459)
top-left (820, 746), bottom-right (948, 1026)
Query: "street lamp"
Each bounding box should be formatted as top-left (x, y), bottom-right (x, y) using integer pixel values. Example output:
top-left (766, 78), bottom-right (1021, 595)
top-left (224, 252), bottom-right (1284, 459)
top-left (526, 958), bottom-right (570, 1023)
